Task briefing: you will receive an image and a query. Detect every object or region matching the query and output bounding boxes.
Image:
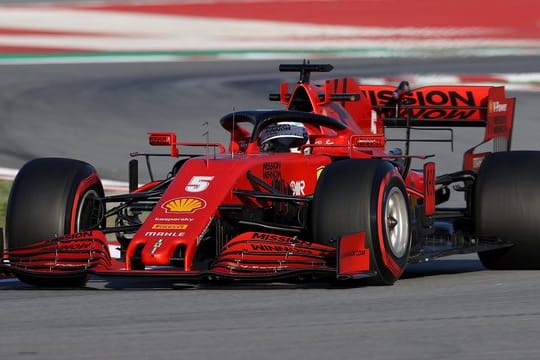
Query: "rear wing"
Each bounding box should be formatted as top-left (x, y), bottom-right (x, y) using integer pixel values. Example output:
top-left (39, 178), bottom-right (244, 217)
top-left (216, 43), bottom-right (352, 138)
top-left (268, 62), bottom-right (515, 171)
top-left (358, 84), bottom-right (515, 171)
top-left (358, 84), bottom-right (514, 126)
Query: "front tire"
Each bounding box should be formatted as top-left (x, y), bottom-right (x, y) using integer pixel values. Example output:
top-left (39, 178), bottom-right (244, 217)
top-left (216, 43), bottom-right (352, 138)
top-left (475, 151), bottom-right (540, 269)
top-left (312, 159), bottom-right (411, 285)
top-left (6, 158), bottom-right (105, 286)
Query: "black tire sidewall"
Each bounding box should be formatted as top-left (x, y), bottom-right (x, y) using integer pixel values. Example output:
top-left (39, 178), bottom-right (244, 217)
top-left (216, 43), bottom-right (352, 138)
top-left (6, 158), bottom-right (104, 249)
top-left (312, 159), bottom-right (410, 284)
top-left (475, 151), bottom-right (540, 269)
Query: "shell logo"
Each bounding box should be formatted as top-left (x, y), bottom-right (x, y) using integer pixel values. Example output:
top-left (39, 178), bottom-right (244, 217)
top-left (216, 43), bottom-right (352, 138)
top-left (161, 197), bottom-right (206, 213)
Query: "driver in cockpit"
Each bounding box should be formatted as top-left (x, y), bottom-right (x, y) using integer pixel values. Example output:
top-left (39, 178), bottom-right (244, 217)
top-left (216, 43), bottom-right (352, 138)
top-left (259, 122), bottom-right (309, 153)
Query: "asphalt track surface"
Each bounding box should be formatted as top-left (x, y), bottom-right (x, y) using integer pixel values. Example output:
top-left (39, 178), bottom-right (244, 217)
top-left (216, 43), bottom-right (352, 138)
top-left (1, 57), bottom-right (540, 359)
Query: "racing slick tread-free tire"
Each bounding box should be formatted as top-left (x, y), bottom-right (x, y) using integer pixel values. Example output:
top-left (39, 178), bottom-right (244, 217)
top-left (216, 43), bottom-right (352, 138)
top-left (6, 158), bottom-right (105, 287)
top-left (312, 159), bottom-right (411, 285)
top-left (475, 151), bottom-right (540, 270)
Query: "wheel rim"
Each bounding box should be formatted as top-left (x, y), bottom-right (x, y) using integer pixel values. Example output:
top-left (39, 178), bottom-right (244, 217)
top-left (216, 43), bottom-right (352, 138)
top-left (76, 189), bottom-right (102, 231)
top-left (384, 187), bottom-right (409, 258)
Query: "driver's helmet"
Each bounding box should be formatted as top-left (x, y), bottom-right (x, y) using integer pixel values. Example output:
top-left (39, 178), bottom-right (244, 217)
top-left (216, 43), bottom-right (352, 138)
top-left (259, 121), bottom-right (309, 153)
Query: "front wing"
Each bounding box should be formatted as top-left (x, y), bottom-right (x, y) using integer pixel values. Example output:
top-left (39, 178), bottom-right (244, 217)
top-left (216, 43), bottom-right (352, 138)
top-left (1, 230), bottom-right (377, 284)
top-left (1, 229), bottom-right (513, 285)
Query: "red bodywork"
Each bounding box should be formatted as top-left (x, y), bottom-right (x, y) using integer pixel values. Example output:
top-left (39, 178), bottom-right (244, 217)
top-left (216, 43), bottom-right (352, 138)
top-left (1, 63), bottom-right (516, 284)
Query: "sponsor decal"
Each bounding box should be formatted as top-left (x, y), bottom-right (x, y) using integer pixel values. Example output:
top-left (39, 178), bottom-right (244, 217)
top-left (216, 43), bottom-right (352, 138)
top-left (338, 233), bottom-right (370, 274)
top-left (489, 100), bottom-right (508, 113)
top-left (314, 139), bottom-right (335, 145)
top-left (152, 224), bottom-right (188, 230)
top-left (371, 109), bottom-right (378, 134)
top-left (249, 243), bottom-right (312, 255)
top-left (366, 89), bottom-right (476, 107)
top-left (473, 156), bottom-right (485, 170)
top-left (145, 231), bottom-right (185, 237)
top-left (364, 89), bottom-right (478, 119)
top-left (262, 162), bottom-right (287, 194)
top-left (248, 232), bottom-right (314, 248)
top-left (290, 180), bottom-right (306, 196)
top-left (341, 249), bottom-right (368, 258)
top-left (48, 232), bottom-right (100, 251)
top-left (38, 233), bottom-right (82, 251)
top-left (248, 234), bottom-right (312, 254)
top-left (56, 240), bottom-right (94, 251)
top-left (154, 217), bottom-right (195, 222)
top-left (150, 135), bottom-right (170, 145)
top-left (161, 197), bottom-right (206, 213)
top-left (252, 232), bottom-right (295, 243)
top-left (263, 161), bottom-right (281, 180)
top-left (54, 231), bottom-right (93, 241)
top-left (185, 176), bottom-right (214, 192)
top-left (151, 239), bottom-right (163, 255)
top-left (316, 166), bottom-right (325, 179)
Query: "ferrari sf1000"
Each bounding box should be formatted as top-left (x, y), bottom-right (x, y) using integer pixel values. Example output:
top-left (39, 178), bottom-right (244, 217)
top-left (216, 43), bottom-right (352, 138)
top-left (2, 62), bottom-right (539, 287)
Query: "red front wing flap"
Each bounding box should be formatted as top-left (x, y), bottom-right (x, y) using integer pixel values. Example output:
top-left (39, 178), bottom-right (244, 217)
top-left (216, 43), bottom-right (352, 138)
top-left (211, 232), bottom-right (336, 275)
top-left (4, 231), bottom-right (112, 277)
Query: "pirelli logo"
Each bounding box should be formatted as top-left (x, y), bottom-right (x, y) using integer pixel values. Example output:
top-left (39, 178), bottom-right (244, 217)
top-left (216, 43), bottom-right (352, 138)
top-left (152, 224), bottom-right (188, 230)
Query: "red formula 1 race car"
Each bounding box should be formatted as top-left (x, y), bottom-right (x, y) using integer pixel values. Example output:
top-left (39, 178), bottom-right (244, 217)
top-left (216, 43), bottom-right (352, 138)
top-left (2, 62), bottom-right (539, 287)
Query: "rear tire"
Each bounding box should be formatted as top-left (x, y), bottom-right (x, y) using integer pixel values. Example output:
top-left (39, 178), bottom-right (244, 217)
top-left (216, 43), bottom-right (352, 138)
top-left (6, 158), bottom-right (105, 286)
top-left (475, 151), bottom-right (540, 269)
top-left (312, 159), bottom-right (411, 285)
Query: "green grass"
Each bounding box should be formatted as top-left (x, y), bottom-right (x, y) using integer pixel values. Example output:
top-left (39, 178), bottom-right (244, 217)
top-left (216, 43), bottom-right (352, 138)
top-left (0, 180), bottom-right (11, 231)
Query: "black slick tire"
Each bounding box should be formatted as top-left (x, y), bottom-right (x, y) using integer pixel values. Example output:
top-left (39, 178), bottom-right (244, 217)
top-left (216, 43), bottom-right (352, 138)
top-left (312, 159), bottom-right (411, 285)
top-left (6, 158), bottom-right (105, 286)
top-left (475, 151), bottom-right (540, 269)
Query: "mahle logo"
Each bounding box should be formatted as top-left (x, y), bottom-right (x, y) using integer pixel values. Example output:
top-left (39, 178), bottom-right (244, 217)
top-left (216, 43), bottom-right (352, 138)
top-left (161, 197), bottom-right (206, 213)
